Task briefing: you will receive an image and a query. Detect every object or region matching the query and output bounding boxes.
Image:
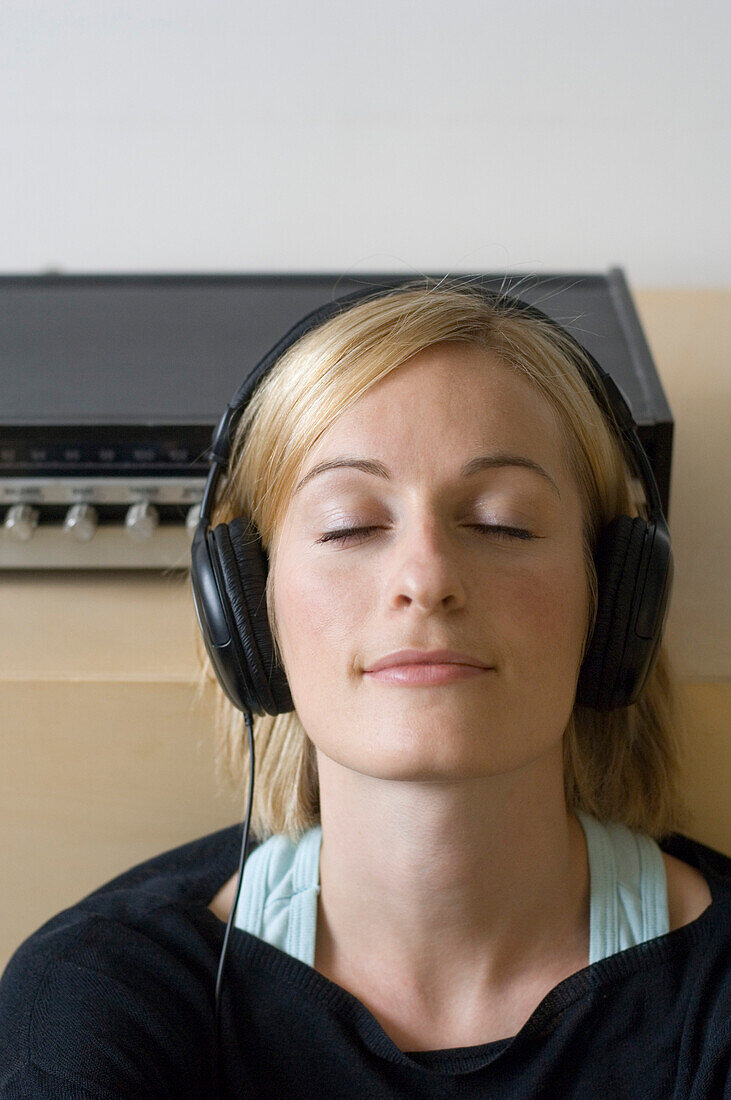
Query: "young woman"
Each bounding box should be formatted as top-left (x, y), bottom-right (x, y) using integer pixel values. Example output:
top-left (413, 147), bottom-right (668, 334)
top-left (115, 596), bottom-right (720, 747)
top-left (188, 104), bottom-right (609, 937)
top-left (1, 280), bottom-right (727, 1098)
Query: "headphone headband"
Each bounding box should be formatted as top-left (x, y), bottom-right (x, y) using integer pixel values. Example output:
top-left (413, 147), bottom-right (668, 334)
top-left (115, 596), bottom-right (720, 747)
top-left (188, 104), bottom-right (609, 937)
top-left (199, 278), bottom-right (665, 528)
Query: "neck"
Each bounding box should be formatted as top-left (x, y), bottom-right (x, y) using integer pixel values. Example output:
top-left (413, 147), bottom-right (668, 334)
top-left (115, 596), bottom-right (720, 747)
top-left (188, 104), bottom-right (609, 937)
top-left (315, 745), bottom-right (590, 1003)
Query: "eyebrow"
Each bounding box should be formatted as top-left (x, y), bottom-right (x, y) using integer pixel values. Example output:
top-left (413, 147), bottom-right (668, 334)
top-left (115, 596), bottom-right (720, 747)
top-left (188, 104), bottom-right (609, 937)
top-left (293, 452), bottom-right (561, 500)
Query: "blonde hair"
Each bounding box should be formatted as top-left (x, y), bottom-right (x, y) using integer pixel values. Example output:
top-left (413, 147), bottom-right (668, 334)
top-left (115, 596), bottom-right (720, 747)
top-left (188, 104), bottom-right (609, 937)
top-left (195, 280), bottom-right (693, 843)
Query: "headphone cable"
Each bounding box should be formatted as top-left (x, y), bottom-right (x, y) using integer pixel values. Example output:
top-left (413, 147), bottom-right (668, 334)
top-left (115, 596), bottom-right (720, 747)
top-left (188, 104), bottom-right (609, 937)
top-left (213, 708), bottom-right (255, 1092)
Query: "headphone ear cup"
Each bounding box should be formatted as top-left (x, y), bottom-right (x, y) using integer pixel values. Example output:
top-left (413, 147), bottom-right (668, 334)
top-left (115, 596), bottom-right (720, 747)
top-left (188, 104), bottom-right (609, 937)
top-left (577, 515), bottom-right (648, 710)
top-left (211, 519), bottom-right (294, 715)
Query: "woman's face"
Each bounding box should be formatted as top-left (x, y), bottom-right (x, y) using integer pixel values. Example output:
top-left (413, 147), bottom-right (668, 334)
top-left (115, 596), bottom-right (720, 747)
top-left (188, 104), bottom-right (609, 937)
top-left (271, 342), bottom-right (590, 782)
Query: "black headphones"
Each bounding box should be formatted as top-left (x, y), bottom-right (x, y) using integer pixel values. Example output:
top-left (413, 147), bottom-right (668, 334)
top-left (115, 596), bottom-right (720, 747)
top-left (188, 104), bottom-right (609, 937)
top-left (190, 278), bottom-right (673, 713)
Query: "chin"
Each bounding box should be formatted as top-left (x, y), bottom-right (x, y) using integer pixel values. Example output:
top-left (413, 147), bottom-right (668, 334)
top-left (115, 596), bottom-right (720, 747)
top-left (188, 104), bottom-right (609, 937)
top-left (331, 728), bottom-right (508, 783)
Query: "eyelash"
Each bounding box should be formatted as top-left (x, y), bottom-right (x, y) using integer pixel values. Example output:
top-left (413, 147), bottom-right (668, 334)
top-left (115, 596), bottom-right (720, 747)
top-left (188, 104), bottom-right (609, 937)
top-left (317, 524), bottom-right (535, 545)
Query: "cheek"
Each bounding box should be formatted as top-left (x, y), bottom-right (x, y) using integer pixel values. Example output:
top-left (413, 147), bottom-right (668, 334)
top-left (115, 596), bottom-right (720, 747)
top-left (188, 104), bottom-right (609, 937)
top-left (499, 558), bottom-right (589, 669)
top-left (272, 558), bottom-right (371, 736)
top-left (273, 557), bottom-right (366, 669)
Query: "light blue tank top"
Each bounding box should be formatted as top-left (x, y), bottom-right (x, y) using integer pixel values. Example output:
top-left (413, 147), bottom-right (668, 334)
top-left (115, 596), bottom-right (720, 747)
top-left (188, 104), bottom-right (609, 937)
top-left (232, 810), bottom-right (670, 968)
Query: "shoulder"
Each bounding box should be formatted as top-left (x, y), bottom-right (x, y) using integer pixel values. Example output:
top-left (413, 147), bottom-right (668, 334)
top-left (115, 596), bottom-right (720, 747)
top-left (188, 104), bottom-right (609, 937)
top-left (2, 898), bottom-right (208, 999)
top-left (0, 908), bottom-right (216, 1097)
top-left (0, 829), bottom-right (242, 1097)
top-left (661, 850), bottom-right (715, 932)
top-left (0, 821), bottom-right (244, 995)
top-left (657, 830), bottom-right (730, 936)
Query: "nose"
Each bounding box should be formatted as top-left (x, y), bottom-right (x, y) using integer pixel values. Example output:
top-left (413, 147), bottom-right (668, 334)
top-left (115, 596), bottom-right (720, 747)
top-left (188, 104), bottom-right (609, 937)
top-left (384, 516), bottom-right (467, 614)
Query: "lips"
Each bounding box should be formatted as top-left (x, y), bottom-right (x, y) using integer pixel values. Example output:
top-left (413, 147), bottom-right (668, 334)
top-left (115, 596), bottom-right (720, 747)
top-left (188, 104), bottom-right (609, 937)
top-left (363, 649), bottom-right (491, 673)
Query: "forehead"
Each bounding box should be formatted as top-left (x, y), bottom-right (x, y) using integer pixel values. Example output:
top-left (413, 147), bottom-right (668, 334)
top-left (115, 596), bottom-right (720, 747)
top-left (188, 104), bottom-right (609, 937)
top-left (301, 342), bottom-right (571, 483)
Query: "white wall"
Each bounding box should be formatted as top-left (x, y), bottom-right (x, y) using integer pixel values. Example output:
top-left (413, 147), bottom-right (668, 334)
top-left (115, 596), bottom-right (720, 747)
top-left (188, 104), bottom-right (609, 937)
top-left (1, 0), bottom-right (728, 284)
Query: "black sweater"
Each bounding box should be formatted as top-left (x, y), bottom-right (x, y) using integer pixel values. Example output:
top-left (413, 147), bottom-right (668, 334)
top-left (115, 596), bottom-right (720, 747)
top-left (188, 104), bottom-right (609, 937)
top-left (1, 823), bottom-right (729, 1099)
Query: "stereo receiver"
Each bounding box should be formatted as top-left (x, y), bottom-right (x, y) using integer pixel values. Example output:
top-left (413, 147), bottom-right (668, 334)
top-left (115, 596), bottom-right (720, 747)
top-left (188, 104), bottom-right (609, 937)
top-left (0, 271), bottom-right (672, 569)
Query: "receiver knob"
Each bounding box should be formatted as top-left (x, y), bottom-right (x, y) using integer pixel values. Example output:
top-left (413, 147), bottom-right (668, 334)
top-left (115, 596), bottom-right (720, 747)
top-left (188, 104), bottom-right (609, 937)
top-left (4, 504), bottom-right (40, 541)
top-left (186, 503), bottom-right (202, 532)
top-left (125, 500), bottom-right (159, 540)
top-left (63, 503), bottom-right (98, 542)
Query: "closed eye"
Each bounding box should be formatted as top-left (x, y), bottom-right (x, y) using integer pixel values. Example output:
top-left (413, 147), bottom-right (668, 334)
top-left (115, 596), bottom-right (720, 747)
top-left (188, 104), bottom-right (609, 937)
top-left (317, 524), bottom-right (536, 545)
